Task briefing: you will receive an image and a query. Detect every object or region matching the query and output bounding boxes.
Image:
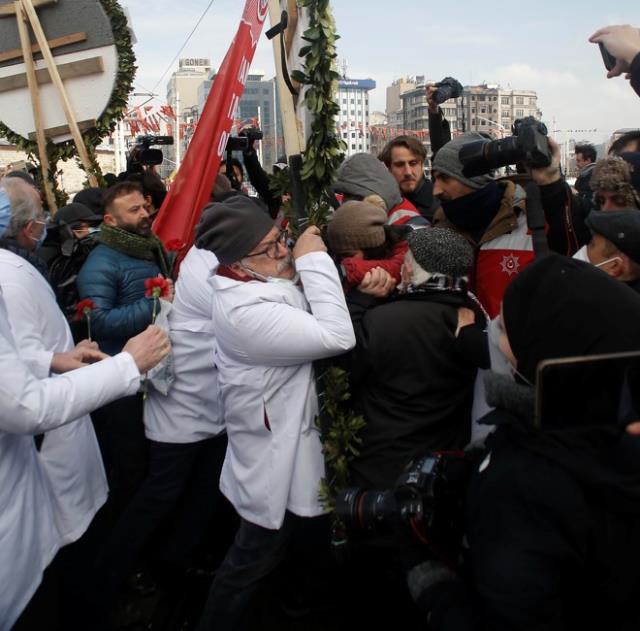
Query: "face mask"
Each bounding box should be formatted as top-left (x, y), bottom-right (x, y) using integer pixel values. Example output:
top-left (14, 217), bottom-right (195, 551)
top-left (29, 221), bottom-right (47, 248)
top-left (0, 189), bottom-right (10, 237)
top-left (239, 264), bottom-right (300, 286)
top-left (573, 245), bottom-right (590, 263)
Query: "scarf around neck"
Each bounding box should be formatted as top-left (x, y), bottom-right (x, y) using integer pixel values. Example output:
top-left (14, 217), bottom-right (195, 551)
top-left (99, 224), bottom-right (171, 278)
top-left (441, 180), bottom-right (503, 233)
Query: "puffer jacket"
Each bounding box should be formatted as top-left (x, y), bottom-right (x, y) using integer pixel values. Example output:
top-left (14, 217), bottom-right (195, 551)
top-left (76, 244), bottom-right (158, 355)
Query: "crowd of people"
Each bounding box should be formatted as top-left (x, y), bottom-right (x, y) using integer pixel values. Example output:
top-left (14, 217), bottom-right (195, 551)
top-left (1, 21), bottom-right (640, 631)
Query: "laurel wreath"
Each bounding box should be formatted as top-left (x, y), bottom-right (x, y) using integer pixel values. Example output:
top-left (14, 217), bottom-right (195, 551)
top-left (0, 0), bottom-right (136, 198)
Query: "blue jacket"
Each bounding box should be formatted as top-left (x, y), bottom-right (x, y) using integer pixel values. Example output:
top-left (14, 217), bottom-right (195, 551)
top-left (77, 244), bottom-right (158, 355)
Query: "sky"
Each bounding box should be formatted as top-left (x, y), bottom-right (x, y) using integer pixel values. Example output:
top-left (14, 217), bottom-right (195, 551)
top-left (121, 0), bottom-right (640, 145)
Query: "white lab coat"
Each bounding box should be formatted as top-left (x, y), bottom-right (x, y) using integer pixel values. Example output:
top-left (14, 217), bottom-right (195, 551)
top-left (0, 249), bottom-right (106, 544)
top-left (0, 287), bottom-right (140, 630)
top-left (145, 246), bottom-right (224, 442)
top-left (211, 251), bottom-right (355, 529)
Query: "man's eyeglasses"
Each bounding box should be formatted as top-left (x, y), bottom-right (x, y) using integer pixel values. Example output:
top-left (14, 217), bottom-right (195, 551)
top-left (244, 229), bottom-right (289, 259)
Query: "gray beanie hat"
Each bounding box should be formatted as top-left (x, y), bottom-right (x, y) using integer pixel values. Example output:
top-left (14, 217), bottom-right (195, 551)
top-left (332, 152), bottom-right (403, 211)
top-left (195, 195), bottom-right (274, 264)
top-left (326, 200), bottom-right (388, 254)
top-left (406, 227), bottom-right (474, 278)
top-left (432, 132), bottom-right (495, 190)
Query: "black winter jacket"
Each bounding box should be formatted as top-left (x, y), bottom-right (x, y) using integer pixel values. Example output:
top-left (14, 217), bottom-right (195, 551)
top-left (346, 289), bottom-right (477, 489)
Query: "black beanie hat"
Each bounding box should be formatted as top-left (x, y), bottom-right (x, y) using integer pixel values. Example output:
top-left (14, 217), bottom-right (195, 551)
top-left (195, 195), bottom-right (275, 264)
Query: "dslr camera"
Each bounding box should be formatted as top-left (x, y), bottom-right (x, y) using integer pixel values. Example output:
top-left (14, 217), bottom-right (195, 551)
top-left (459, 116), bottom-right (551, 177)
top-left (335, 452), bottom-right (469, 553)
top-left (226, 127), bottom-right (264, 152)
top-left (431, 77), bottom-right (463, 105)
top-left (127, 135), bottom-right (174, 173)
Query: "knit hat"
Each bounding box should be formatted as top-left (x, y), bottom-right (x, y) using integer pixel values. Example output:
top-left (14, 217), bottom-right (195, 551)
top-left (406, 227), bottom-right (474, 278)
top-left (590, 156), bottom-right (640, 208)
top-left (432, 132), bottom-right (495, 190)
top-left (586, 209), bottom-right (640, 264)
top-left (73, 187), bottom-right (105, 216)
top-left (332, 153), bottom-right (403, 211)
top-left (326, 201), bottom-right (387, 254)
top-left (195, 195), bottom-right (275, 264)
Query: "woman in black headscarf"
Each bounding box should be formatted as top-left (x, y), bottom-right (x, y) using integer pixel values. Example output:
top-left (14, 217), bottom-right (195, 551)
top-left (465, 253), bottom-right (640, 631)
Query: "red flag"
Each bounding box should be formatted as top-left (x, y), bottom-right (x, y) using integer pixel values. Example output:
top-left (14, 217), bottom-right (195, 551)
top-left (160, 105), bottom-right (177, 120)
top-left (154, 0), bottom-right (269, 259)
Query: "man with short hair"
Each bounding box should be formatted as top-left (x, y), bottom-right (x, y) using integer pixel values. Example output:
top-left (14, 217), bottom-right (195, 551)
top-left (431, 132), bottom-right (536, 318)
top-left (77, 181), bottom-right (174, 515)
top-left (379, 135), bottom-right (439, 221)
top-left (574, 142), bottom-right (597, 199)
top-left (194, 195), bottom-right (355, 629)
top-left (609, 130), bottom-right (640, 156)
top-left (574, 210), bottom-right (640, 292)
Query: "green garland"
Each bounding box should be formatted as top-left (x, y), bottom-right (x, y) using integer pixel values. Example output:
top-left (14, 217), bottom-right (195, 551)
top-left (291, 0), bottom-right (346, 227)
top-left (0, 0), bottom-right (136, 190)
top-left (290, 1), bottom-right (363, 517)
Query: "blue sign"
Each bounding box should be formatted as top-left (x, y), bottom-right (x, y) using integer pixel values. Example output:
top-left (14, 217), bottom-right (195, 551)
top-left (338, 78), bottom-right (376, 90)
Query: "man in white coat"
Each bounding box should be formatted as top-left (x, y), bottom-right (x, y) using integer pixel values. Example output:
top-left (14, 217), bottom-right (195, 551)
top-left (193, 196), bottom-right (356, 630)
top-left (0, 312), bottom-right (168, 631)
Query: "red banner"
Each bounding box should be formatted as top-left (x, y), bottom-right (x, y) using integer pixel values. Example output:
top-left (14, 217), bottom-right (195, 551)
top-left (154, 0), bottom-right (269, 258)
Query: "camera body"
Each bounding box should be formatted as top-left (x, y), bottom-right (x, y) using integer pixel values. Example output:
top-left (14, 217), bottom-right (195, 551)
top-left (335, 452), bottom-right (470, 552)
top-left (226, 127), bottom-right (264, 152)
top-left (127, 135), bottom-right (174, 173)
top-left (459, 116), bottom-right (551, 177)
top-left (432, 77), bottom-right (463, 105)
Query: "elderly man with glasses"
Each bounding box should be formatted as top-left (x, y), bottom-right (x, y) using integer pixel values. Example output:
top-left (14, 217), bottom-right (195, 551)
top-left (193, 195), bottom-right (355, 630)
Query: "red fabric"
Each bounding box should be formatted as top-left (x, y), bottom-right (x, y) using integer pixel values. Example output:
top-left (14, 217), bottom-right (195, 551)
top-left (341, 240), bottom-right (408, 290)
top-left (153, 0), bottom-right (269, 268)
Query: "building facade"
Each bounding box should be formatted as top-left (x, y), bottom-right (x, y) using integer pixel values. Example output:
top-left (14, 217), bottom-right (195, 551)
top-left (336, 77), bottom-right (376, 157)
top-left (164, 57), bottom-right (212, 173)
top-left (197, 72), bottom-right (282, 171)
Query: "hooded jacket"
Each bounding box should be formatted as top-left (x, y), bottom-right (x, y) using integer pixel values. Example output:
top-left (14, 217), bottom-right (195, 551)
top-left (332, 153), bottom-right (426, 227)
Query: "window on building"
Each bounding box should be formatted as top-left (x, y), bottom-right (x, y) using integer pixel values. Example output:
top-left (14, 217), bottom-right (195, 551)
top-left (480, 119), bottom-right (486, 125)
top-left (351, 143), bottom-right (356, 150)
top-left (471, 108), bottom-right (476, 114)
top-left (350, 98), bottom-right (355, 104)
top-left (472, 118), bottom-right (476, 125)
top-left (481, 108), bottom-right (486, 113)
top-left (351, 132), bottom-right (356, 138)
top-left (342, 98), bottom-right (347, 104)
top-left (471, 95), bottom-right (476, 101)
top-left (502, 111), bottom-right (510, 118)
top-left (515, 109), bottom-right (524, 117)
top-left (351, 110), bottom-right (355, 115)
top-left (478, 95), bottom-right (486, 101)
top-left (516, 96), bottom-right (524, 105)
top-left (342, 110), bottom-right (347, 116)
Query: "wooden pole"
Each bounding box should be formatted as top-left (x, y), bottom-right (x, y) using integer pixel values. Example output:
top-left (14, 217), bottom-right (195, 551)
top-left (19, 0), bottom-right (98, 187)
top-left (14, 1), bottom-right (57, 213)
top-left (268, 0), bottom-right (303, 156)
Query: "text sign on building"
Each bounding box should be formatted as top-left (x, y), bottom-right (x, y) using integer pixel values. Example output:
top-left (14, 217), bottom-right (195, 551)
top-left (338, 79), bottom-right (376, 90)
top-left (179, 58), bottom-right (211, 68)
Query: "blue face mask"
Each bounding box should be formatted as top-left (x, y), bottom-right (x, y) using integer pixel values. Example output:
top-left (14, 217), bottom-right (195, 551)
top-left (0, 189), bottom-right (10, 237)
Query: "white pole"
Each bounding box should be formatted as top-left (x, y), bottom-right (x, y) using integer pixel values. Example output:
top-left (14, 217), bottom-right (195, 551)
top-left (257, 105), bottom-right (264, 166)
top-left (176, 91), bottom-right (181, 171)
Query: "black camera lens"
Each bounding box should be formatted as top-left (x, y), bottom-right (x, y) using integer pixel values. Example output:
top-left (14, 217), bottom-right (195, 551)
top-left (335, 488), bottom-right (396, 530)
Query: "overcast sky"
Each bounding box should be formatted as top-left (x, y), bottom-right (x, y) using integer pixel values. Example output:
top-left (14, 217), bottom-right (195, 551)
top-left (122, 0), bottom-right (640, 144)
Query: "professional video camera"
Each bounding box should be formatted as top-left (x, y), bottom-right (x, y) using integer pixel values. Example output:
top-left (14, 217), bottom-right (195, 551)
top-left (432, 77), bottom-right (463, 105)
top-left (459, 116), bottom-right (551, 177)
top-left (126, 135), bottom-right (174, 173)
top-left (335, 452), bottom-right (470, 554)
top-left (225, 127), bottom-right (264, 152)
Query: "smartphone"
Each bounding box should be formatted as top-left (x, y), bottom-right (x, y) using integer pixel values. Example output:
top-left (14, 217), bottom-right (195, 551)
top-left (534, 350), bottom-right (640, 429)
top-left (598, 42), bottom-right (617, 71)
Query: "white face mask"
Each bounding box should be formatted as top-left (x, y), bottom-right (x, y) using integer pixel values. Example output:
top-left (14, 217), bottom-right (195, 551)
top-left (573, 245), bottom-right (591, 263)
top-left (239, 264), bottom-right (300, 286)
top-left (573, 245), bottom-right (622, 270)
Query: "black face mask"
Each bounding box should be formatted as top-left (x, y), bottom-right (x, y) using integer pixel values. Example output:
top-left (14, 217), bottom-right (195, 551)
top-left (440, 181), bottom-right (503, 232)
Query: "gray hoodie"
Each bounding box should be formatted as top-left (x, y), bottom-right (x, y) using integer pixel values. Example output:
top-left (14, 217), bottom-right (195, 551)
top-left (332, 153), bottom-right (403, 211)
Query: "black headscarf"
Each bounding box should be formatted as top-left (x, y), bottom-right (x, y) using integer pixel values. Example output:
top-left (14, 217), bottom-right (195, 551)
top-left (500, 253), bottom-right (640, 513)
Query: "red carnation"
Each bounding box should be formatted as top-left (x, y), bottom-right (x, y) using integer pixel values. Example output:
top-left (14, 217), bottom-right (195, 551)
top-left (74, 298), bottom-right (95, 321)
top-left (74, 299), bottom-right (96, 341)
top-left (166, 239), bottom-right (185, 252)
top-left (144, 276), bottom-right (170, 299)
